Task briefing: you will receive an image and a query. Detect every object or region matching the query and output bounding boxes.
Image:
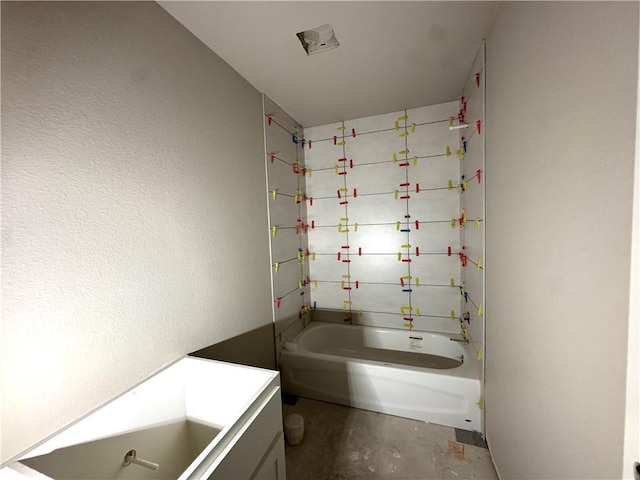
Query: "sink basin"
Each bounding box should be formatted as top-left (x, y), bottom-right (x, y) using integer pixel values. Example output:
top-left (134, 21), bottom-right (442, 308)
top-left (0, 358), bottom-right (281, 480)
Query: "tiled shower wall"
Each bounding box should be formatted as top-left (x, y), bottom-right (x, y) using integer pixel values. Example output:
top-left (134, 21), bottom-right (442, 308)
top-left (460, 47), bottom-right (486, 381)
top-left (304, 102), bottom-right (465, 334)
top-left (263, 96), bottom-right (309, 365)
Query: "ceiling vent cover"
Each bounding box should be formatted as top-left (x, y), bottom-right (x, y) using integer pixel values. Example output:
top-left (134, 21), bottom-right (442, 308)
top-left (296, 24), bottom-right (339, 55)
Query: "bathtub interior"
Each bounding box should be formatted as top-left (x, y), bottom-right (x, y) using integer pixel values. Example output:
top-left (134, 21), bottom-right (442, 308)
top-left (292, 323), bottom-right (466, 369)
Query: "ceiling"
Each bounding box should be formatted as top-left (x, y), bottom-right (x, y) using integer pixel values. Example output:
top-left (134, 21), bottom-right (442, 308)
top-left (158, 1), bottom-right (500, 127)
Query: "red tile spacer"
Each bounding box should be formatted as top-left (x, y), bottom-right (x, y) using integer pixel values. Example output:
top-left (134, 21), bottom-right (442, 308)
top-left (311, 220), bottom-right (315, 229)
top-left (402, 258), bottom-right (412, 263)
top-left (477, 169), bottom-right (482, 183)
top-left (399, 162), bottom-right (410, 167)
top-left (415, 220), bottom-right (420, 230)
top-left (342, 245), bottom-right (350, 249)
top-left (343, 286), bottom-right (352, 290)
top-left (400, 182), bottom-right (410, 187)
top-left (416, 183), bottom-right (420, 193)
top-left (339, 201), bottom-right (348, 205)
top-left (337, 252), bottom-right (341, 261)
top-left (475, 72), bottom-right (481, 87)
top-left (270, 152), bottom-right (275, 163)
top-left (337, 190), bottom-right (341, 199)
top-left (338, 157), bottom-right (347, 162)
top-left (309, 197), bottom-right (314, 206)
top-left (267, 114), bottom-right (273, 126)
top-left (400, 278), bottom-right (405, 287)
top-left (352, 128), bottom-right (356, 137)
top-left (342, 259), bottom-right (351, 263)
top-left (349, 159), bottom-right (353, 168)
top-left (353, 188), bottom-right (358, 198)
top-left (400, 195), bottom-right (410, 200)
top-left (338, 171), bottom-right (347, 176)
top-left (448, 246), bottom-right (452, 256)
top-left (403, 317), bottom-right (413, 322)
top-left (276, 297), bottom-right (281, 308)
top-left (415, 247), bottom-right (420, 256)
top-left (476, 120), bottom-right (482, 135)
top-left (358, 247), bottom-right (362, 256)
top-left (355, 281), bottom-right (359, 289)
top-left (309, 140), bottom-right (312, 149)
top-left (333, 136), bottom-right (337, 145)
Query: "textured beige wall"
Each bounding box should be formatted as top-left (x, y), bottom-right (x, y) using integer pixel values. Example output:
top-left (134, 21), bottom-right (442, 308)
top-left (1, 2), bottom-right (271, 464)
top-left (485, 2), bottom-right (638, 478)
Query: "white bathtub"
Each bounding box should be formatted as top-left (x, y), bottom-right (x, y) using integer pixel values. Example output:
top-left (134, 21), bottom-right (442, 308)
top-left (280, 321), bottom-right (482, 432)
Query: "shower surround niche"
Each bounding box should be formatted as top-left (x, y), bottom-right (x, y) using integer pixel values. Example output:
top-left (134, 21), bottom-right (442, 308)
top-left (264, 54), bottom-right (486, 428)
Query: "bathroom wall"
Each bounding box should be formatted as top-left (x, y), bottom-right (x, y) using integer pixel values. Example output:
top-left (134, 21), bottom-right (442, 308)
top-left (304, 103), bottom-right (465, 334)
top-left (485, 2), bottom-right (638, 478)
top-left (1, 1), bottom-right (271, 464)
top-left (264, 96), bottom-right (310, 364)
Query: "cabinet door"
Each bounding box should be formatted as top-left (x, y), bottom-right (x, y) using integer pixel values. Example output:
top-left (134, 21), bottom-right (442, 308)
top-left (250, 431), bottom-right (286, 480)
top-left (208, 387), bottom-right (284, 480)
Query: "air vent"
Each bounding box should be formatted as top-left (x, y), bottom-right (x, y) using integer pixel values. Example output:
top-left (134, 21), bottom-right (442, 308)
top-left (296, 24), bottom-right (339, 55)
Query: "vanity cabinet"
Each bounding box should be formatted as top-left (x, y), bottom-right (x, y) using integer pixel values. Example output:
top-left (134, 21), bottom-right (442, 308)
top-left (0, 358), bottom-right (286, 480)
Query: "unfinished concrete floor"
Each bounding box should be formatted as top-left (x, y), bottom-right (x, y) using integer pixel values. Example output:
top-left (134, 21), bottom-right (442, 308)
top-left (283, 398), bottom-right (497, 480)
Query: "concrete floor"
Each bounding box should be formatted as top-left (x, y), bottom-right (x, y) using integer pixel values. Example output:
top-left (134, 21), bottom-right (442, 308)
top-left (283, 398), bottom-right (497, 480)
